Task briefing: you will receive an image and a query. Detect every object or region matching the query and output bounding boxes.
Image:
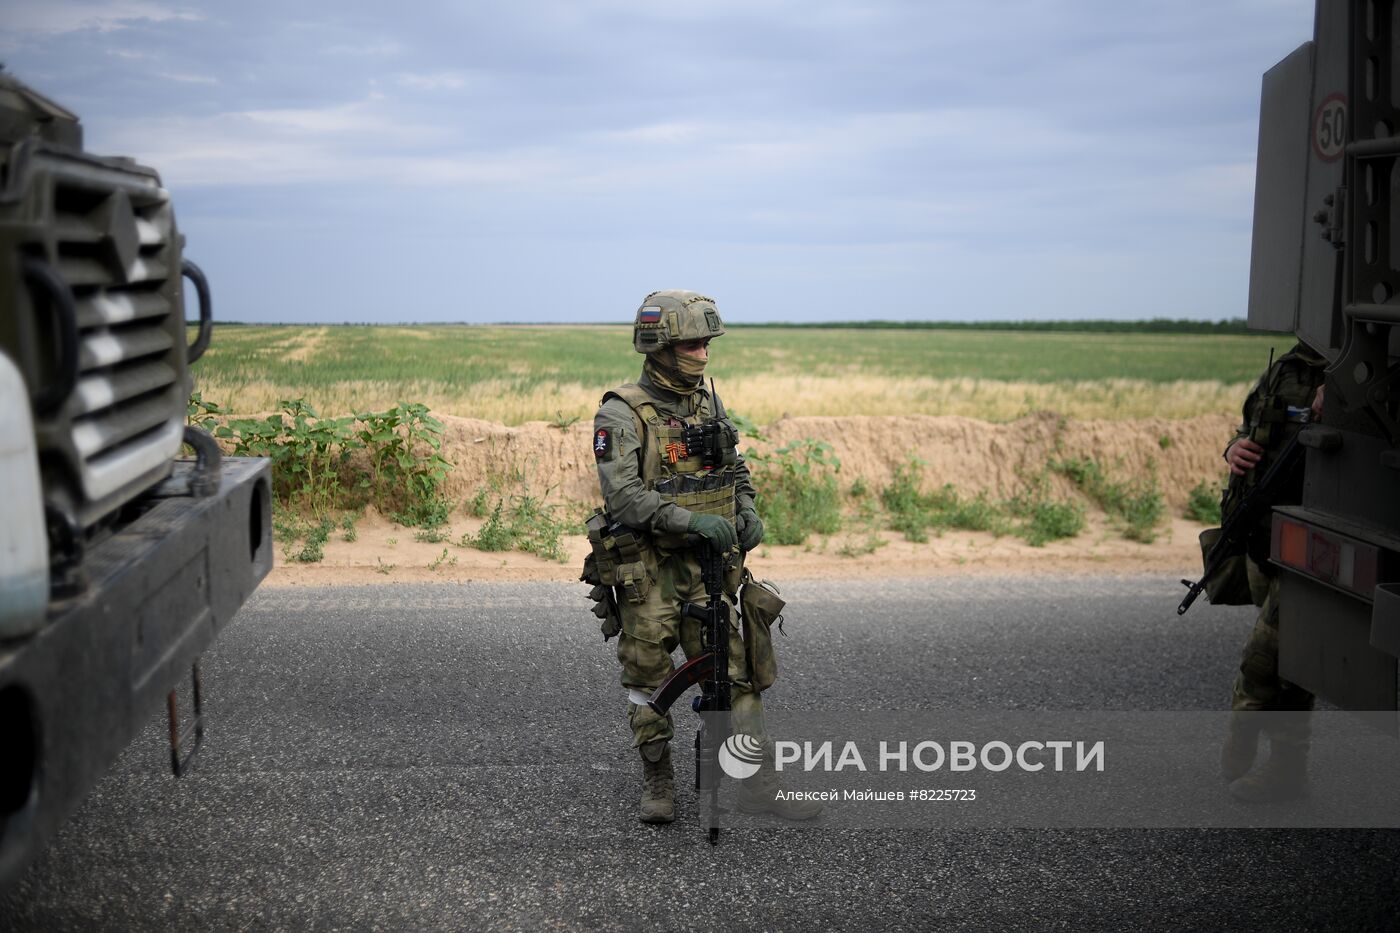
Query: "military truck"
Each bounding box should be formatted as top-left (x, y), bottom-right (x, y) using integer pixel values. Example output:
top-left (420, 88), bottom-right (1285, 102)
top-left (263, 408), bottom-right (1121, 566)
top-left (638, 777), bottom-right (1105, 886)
top-left (0, 71), bottom-right (271, 886)
top-left (1248, 0), bottom-right (1400, 711)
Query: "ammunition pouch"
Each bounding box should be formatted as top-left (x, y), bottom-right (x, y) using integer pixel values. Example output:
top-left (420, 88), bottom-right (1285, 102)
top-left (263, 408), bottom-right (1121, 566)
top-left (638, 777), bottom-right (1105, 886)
top-left (580, 560), bottom-right (623, 640)
top-left (584, 509), bottom-right (652, 605)
top-left (1197, 527), bottom-right (1253, 607)
top-left (739, 568), bottom-right (785, 692)
top-left (651, 472), bottom-right (739, 551)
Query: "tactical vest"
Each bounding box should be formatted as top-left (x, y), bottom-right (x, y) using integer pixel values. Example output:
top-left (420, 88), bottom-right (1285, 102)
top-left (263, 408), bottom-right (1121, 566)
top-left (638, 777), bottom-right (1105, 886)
top-left (1227, 344), bottom-right (1327, 563)
top-left (1241, 345), bottom-right (1326, 453)
top-left (603, 383), bottom-right (741, 549)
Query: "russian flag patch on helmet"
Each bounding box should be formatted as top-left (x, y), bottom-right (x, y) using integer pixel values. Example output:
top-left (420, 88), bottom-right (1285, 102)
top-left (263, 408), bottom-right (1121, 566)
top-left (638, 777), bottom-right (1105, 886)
top-left (638, 306), bottom-right (662, 324)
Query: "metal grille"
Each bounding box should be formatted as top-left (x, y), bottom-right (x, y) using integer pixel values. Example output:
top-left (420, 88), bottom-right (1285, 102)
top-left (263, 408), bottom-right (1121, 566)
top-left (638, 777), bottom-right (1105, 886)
top-left (44, 156), bottom-right (186, 506)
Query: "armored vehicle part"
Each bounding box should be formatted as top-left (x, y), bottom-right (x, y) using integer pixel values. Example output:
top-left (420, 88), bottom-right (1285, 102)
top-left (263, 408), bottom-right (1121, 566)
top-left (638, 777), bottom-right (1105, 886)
top-left (0, 70), bottom-right (268, 888)
top-left (0, 70), bottom-right (212, 542)
top-left (1247, 0), bottom-right (1400, 712)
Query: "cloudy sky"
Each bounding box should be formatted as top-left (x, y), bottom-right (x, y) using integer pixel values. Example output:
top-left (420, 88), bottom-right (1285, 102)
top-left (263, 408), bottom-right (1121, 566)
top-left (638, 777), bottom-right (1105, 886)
top-left (3, 1), bottom-right (1314, 323)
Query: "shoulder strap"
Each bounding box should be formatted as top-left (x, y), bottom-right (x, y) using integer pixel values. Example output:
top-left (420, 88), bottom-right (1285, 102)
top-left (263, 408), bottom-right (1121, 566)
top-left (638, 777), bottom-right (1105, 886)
top-left (602, 384), bottom-right (662, 430)
top-left (603, 384), bottom-right (669, 484)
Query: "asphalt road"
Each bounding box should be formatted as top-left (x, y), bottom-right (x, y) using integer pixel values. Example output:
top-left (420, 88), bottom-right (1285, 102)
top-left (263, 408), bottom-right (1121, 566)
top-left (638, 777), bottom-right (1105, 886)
top-left (3, 576), bottom-right (1398, 931)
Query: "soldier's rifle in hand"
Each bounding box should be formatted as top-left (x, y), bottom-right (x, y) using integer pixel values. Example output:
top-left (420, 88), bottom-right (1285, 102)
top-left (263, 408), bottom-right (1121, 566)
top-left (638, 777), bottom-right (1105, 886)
top-left (637, 538), bottom-right (735, 845)
top-left (1178, 430), bottom-right (1307, 615)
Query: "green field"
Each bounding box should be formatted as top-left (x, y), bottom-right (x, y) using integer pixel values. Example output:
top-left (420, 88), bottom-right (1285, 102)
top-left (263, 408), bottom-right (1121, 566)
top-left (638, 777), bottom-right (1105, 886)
top-left (191, 324), bottom-right (1291, 424)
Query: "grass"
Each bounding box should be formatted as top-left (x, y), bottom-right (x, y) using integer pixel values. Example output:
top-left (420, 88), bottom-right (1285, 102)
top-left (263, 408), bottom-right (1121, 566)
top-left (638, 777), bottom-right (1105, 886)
top-left (836, 533), bottom-right (888, 558)
top-left (190, 323), bottom-right (1249, 565)
top-left (1051, 456), bottom-right (1166, 543)
top-left (1011, 497), bottom-right (1087, 547)
top-left (1186, 480), bottom-right (1224, 524)
top-left (461, 492), bottom-right (570, 562)
top-left (748, 439), bottom-right (843, 545)
top-left (190, 324), bottom-right (1291, 424)
top-left (881, 461), bottom-right (1013, 542)
top-left (880, 459), bottom-right (1087, 547)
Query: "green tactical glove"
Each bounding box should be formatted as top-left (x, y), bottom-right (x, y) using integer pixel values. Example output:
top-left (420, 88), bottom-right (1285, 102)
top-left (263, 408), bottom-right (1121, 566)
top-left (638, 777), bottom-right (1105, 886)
top-left (737, 508), bottom-right (764, 551)
top-left (688, 513), bottom-right (737, 554)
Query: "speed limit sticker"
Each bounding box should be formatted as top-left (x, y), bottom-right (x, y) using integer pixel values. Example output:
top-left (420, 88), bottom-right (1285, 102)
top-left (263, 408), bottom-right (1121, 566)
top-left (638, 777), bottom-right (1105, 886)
top-left (1313, 93), bottom-right (1347, 162)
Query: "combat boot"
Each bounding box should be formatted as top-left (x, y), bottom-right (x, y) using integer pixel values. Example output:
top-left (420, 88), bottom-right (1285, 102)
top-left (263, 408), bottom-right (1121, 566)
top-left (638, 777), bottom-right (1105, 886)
top-left (1220, 714), bottom-right (1261, 781)
top-left (735, 749), bottom-right (823, 821)
top-left (1228, 738), bottom-right (1309, 803)
top-left (638, 740), bottom-right (675, 824)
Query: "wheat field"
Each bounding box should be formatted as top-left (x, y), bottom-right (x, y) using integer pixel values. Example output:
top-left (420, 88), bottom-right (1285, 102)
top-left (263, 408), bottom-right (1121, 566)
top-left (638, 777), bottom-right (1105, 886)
top-left (191, 324), bottom-right (1286, 424)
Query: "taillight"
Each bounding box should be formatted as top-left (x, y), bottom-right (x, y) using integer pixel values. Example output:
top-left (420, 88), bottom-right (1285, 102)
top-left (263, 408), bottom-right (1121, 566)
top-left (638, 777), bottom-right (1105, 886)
top-left (1272, 514), bottom-right (1380, 598)
top-left (1278, 520), bottom-right (1308, 569)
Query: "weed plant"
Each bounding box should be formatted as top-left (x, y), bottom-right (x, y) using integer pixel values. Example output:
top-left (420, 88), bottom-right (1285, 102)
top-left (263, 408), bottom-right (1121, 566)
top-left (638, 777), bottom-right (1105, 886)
top-left (836, 533), bottom-right (888, 558)
top-left (1186, 480), bottom-right (1224, 524)
top-left (212, 396), bottom-right (453, 528)
top-left (466, 487), bottom-right (492, 518)
top-left (747, 439), bottom-right (842, 545)
top-left (414, 526), bottom-right (452, 543)
top-left (463, 493), bottom-right (570, 562)
top-left (1014, 498), bottom-right (1087, 547)
top-left (880, 461), bottom-right (1011, 542)
top-left (187, 391), bottom-right (227, 431)
top-left (1051, 456), bottom-right (1165, 543)
top-left (353, 402), bottom-right (452, 527)
top-left (289, 518), bottom-right (334, 563)
top-left (218, 399), bottom-right (356, 519)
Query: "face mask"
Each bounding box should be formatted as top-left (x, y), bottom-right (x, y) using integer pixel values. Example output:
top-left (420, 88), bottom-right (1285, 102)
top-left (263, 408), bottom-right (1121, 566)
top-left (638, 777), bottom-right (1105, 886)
top-left (674, 351), bottom-right (707, 378)
top-left (645, 347), bottom-right (705, 394)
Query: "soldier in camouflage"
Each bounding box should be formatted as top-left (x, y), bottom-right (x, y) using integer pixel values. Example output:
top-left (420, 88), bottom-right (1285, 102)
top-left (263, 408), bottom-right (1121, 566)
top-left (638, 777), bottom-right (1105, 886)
top-left (591, 289), bottom-right (820, 825)
top-left (1220, 340), bottom-right (1327, 802)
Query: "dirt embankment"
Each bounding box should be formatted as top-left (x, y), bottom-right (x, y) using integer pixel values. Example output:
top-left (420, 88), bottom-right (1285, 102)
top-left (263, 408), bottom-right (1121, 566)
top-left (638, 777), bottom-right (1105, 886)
top-left (267, 412), bottom-right (1234, 587)
top-left (434, 411), bottom-right (1236, 509)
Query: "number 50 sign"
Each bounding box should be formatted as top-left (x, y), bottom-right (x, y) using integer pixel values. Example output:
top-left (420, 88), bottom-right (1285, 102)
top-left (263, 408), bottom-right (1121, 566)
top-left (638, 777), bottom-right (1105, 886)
top-left (1313, 93), bottom-right (1347, 162)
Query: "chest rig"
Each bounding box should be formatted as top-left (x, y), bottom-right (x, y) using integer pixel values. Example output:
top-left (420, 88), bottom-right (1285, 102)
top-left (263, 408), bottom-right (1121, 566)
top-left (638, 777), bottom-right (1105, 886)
top-left (604, 383), bottom-right (742, 549)
top-left (1226, 347), bottom-right (1327, 553)
top-left (1236, 348), bottom-right (1326, 497)
top-left (1243, 347), bottom-right (1326, 451)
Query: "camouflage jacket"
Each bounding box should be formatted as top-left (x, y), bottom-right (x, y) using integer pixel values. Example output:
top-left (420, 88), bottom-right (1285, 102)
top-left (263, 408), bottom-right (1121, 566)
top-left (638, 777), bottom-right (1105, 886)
top-left (592, 370), bottom-right (756, 541)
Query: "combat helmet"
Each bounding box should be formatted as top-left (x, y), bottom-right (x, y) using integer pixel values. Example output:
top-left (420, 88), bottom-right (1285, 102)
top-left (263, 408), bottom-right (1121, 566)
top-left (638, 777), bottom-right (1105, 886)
top-left (632, 290), bottom-right (725, 354)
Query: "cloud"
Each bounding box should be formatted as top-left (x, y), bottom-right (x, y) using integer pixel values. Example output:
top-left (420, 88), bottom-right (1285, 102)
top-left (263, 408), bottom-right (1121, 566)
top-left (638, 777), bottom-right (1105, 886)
top-left (395, 71), bottom-right (472, 91)
top-left (90, 93), bottom-right (526, 187)
top-left (156, 71), bottom-right (218, 84)
top-left (6, 1), bottom-right (202, 35)
top-left (25, 0), bottom-right (1314, 323)
top-left (323, 40), bottom-right (403, 57)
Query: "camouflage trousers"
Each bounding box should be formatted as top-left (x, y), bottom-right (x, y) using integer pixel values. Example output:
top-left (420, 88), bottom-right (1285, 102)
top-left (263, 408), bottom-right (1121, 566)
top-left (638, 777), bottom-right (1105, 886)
top-left (617, 550), bottom-right (766, 748)
top-left (1231, 563), bottom-right (1315, 728)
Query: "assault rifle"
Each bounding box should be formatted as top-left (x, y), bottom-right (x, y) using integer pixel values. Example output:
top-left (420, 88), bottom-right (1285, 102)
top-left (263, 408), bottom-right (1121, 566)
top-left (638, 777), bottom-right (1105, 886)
top-left (1178, 429), bottom-right (1307, 615)
top-left (636, 540), bottom-right (735, 845)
